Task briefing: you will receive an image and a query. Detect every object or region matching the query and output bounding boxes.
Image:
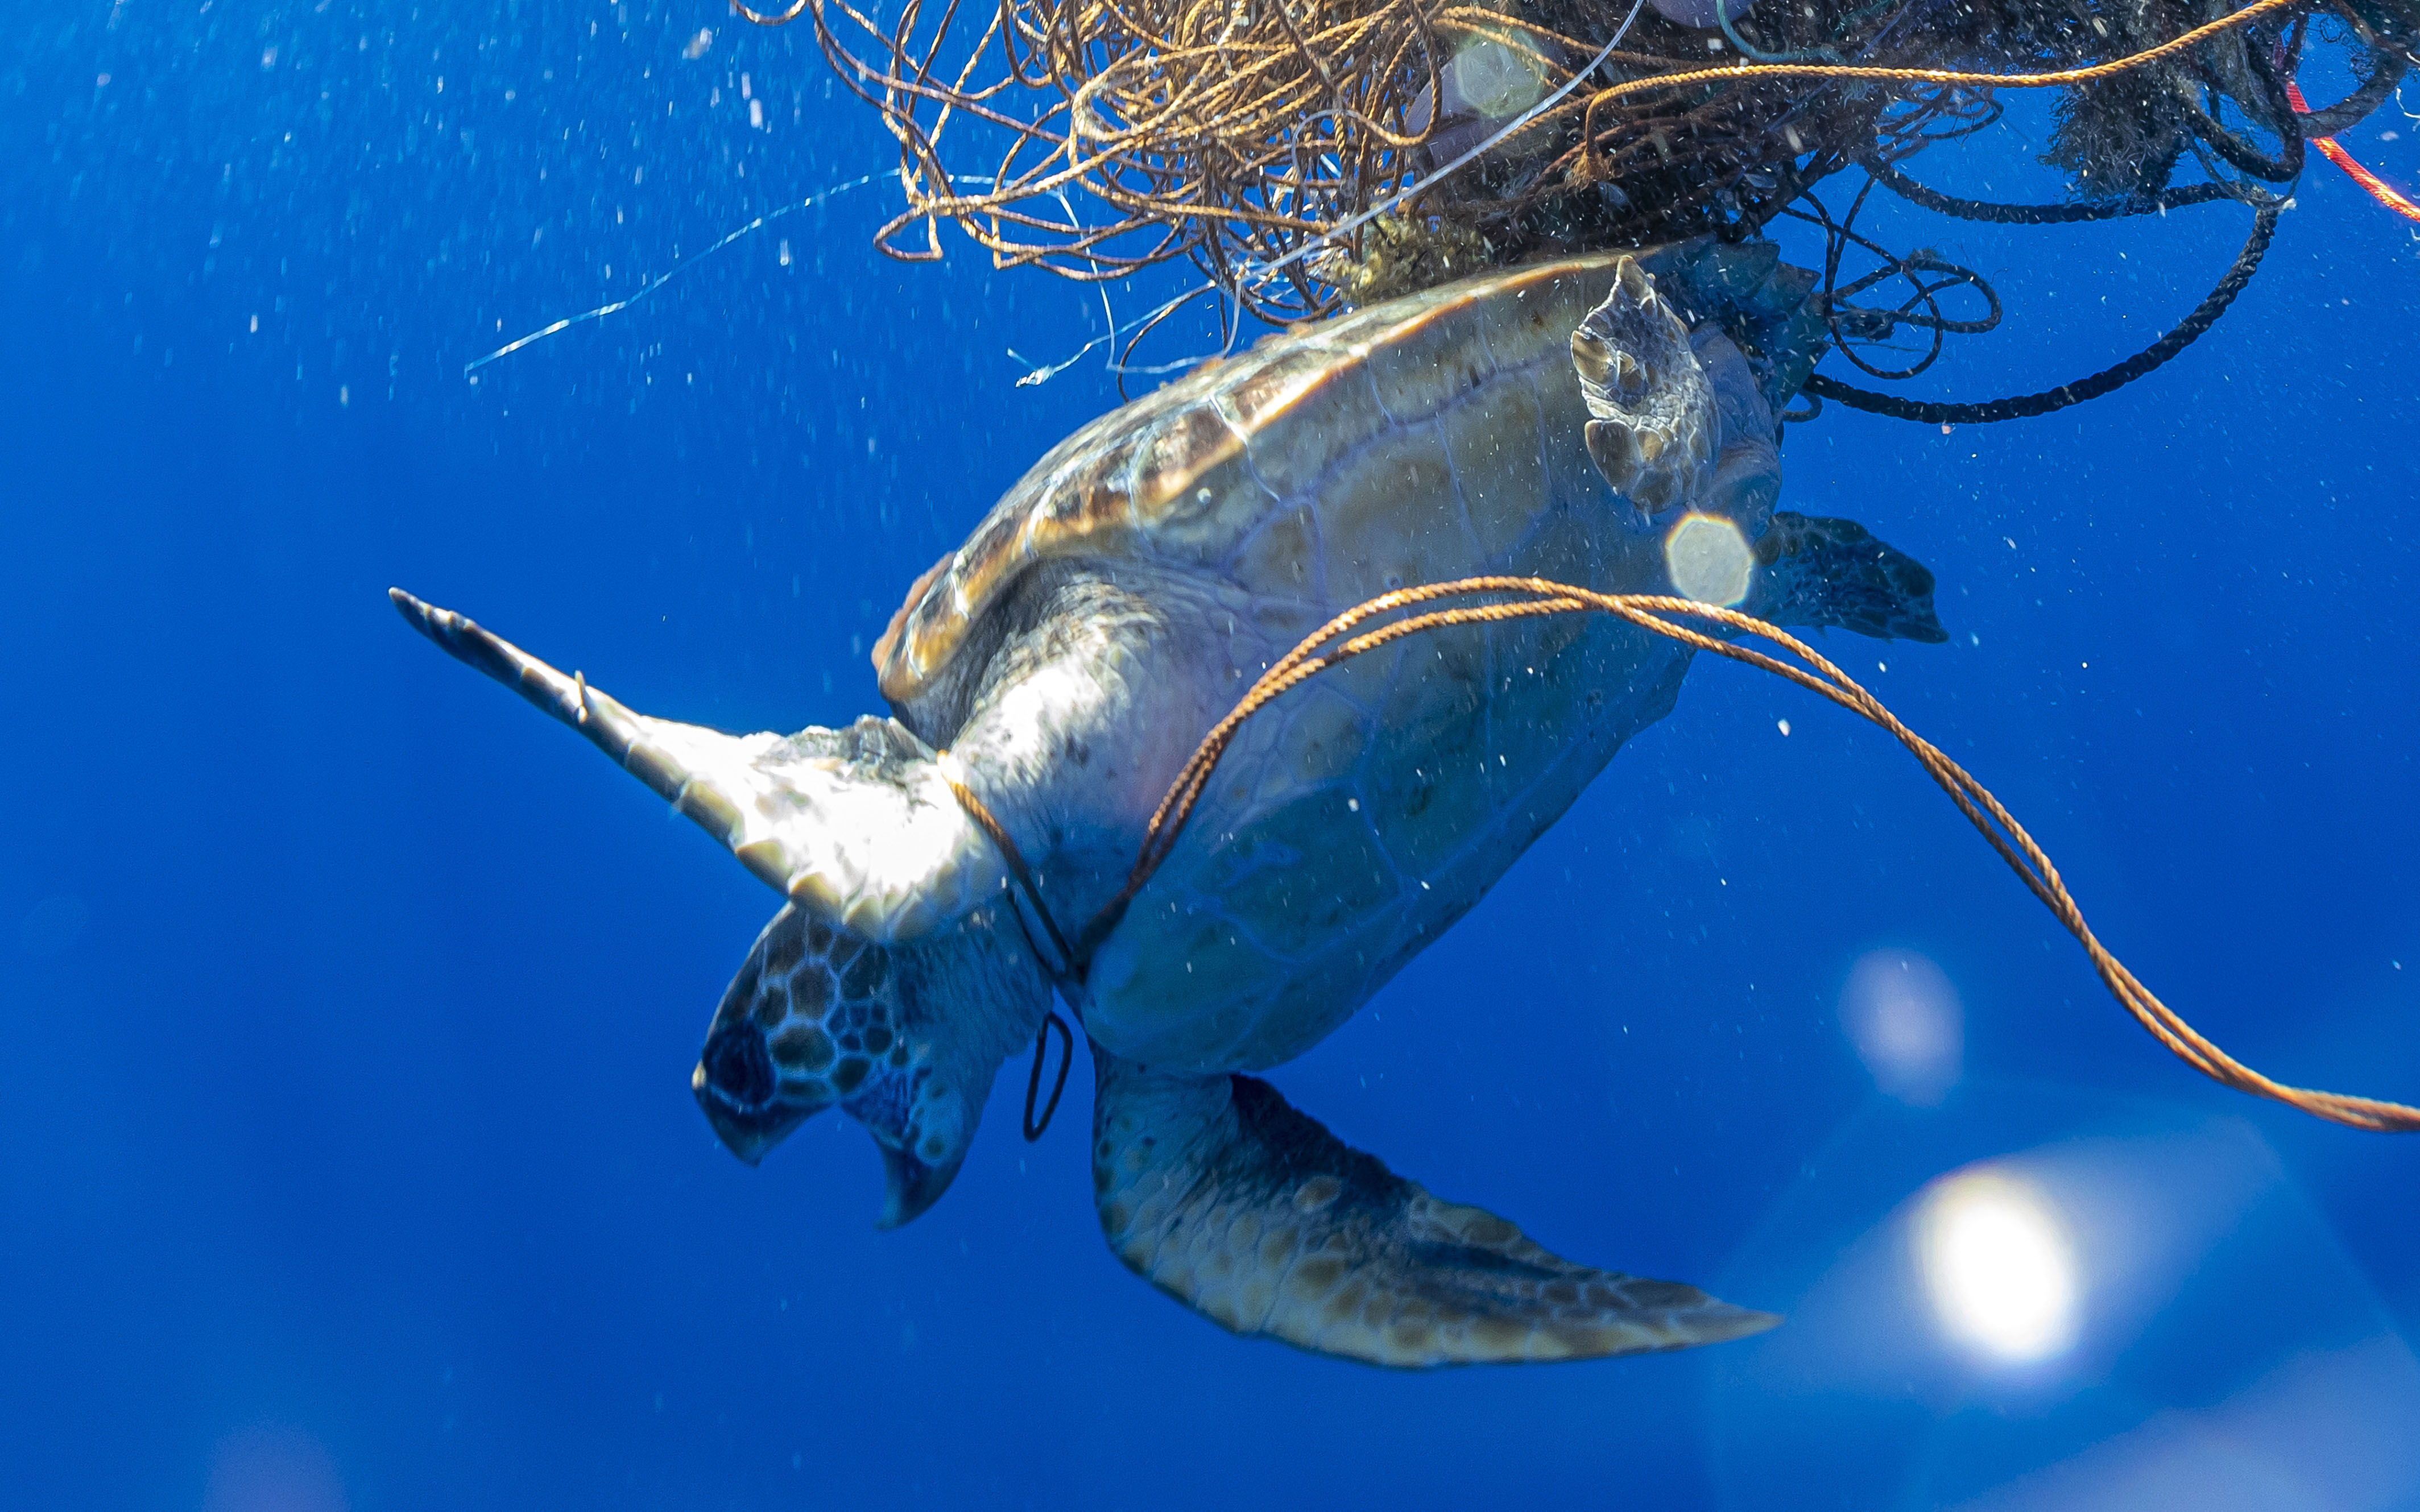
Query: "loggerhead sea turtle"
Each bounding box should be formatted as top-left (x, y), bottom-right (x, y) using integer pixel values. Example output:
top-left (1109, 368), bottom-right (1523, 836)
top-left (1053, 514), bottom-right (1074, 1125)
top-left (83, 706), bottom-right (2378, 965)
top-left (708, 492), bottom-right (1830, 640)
top-left (394, 241), bottom-right (1945, 1368)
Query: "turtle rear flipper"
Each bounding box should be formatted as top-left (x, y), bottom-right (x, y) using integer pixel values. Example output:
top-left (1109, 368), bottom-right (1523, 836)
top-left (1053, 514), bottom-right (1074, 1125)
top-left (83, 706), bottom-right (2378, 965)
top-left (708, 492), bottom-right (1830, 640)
top-left (390, 589), bottom-right (1006, 942)
top-left (1570, 255), bottom-right (1721, 519)
top-left (1749, 512), bottom-right (1950, 643)
top-left (1091, 1054), bottom-right (1777, 1367)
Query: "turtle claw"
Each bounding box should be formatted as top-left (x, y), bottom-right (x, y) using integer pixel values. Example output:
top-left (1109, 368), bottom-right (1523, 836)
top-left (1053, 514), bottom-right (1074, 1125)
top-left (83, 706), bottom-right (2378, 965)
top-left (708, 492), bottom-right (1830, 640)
top-left (1617, 254), bottom-right (1656, 306)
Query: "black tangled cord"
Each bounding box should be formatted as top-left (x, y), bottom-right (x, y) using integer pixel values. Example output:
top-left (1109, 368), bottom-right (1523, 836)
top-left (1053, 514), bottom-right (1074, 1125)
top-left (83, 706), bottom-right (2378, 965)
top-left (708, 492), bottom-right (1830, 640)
top-left (1777, 20), bottom-right (2315, 428)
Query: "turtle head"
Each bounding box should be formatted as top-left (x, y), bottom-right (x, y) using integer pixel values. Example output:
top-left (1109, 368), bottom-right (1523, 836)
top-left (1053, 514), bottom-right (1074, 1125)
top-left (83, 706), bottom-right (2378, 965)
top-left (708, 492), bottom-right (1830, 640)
top-left (693, 901), bottom-right (1050, 1227)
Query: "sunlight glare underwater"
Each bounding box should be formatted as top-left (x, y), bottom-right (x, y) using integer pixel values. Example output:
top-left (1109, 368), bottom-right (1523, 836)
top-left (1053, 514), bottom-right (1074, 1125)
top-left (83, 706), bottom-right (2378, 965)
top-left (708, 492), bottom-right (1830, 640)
top-left (1664, 512), bottom-right (1755, 606)
top-left (1914, 1167), bottom-right (2079, 1364)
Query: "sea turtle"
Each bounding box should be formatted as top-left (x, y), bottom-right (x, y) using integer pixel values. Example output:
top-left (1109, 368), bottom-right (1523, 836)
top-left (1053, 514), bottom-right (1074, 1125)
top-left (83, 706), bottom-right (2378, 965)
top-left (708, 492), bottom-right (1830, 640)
top-left (394, 241), bottom-right (1945, 1368)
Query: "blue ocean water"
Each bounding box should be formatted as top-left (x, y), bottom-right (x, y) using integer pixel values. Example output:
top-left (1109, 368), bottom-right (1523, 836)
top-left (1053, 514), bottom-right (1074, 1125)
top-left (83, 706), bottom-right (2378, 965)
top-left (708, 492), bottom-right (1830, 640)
top-left (5, 5), bottom-right (2419, 1507)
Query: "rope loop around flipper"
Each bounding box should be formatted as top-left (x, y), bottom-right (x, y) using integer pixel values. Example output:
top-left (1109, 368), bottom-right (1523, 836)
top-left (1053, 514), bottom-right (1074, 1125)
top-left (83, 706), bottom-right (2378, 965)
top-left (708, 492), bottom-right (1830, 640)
top-left (942, 575), bottom-right (2420, 1137)
top-left (936, 761), bottom-right (1082, 1146)
top-left (941, 757), bottom-right (1079, 983)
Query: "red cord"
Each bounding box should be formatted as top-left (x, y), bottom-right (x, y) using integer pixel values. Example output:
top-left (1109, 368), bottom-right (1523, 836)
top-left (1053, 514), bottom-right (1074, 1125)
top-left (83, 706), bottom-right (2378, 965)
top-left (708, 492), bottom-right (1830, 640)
top-left (2285, 73), bottom-right (2420, 224)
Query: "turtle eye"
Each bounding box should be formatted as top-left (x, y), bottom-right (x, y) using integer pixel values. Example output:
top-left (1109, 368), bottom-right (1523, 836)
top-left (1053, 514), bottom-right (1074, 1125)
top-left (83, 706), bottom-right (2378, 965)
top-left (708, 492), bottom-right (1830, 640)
top-left (692, 908), bottom-right (843, 1164)
top-left (693, 1020), bottom-right (817, 1166)
top-left (700, 1020), bottom-right (774, 1107)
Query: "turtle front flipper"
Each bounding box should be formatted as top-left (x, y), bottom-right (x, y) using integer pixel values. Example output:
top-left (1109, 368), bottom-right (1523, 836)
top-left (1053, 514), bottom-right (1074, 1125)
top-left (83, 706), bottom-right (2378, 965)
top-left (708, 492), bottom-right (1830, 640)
top-left (390, 589), bottom-right (1005, 942)
top-left (1091, 1053), bottom-right (1777, 1366)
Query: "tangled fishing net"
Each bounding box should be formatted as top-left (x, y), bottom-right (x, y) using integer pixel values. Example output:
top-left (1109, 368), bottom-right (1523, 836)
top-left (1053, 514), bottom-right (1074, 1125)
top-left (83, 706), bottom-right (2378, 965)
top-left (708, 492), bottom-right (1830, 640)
top-left (736, 0), bottom-right (2417, 406)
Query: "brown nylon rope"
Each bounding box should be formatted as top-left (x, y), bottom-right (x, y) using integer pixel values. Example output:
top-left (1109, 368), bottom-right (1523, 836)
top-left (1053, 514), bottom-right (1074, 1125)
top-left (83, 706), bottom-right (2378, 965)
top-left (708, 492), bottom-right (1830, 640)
top-left (942, 767), bottom-right (1080, 975)
top-left (1571, 0), bottom-right (2309, 183)
top-left (1599, 0), bottom-right (2305, 102)
top-left (954, 575), bottom-right (2419, 1134)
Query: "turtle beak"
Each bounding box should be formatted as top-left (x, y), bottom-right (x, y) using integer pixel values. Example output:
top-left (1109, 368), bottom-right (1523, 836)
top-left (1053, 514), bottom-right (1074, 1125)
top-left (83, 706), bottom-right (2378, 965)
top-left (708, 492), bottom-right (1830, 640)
top-left (877, 1142), bottom-right (967, 1230)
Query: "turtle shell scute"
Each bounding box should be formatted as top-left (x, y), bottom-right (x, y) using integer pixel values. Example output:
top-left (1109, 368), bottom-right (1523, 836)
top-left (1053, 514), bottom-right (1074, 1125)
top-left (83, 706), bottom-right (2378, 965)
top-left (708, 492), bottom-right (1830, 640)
top-left (871, 248), bottom-right (1706, 705)
top-left (872, 356), bottom-right (1294, 702)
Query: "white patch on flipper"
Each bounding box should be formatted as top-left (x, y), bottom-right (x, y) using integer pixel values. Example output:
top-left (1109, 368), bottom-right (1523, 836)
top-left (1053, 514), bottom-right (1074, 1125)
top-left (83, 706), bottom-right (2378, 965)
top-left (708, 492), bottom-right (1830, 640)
top-left (388, 589), bottom-right (1001, 945)
top-left (626, 716), bottom-right (1004, 942)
